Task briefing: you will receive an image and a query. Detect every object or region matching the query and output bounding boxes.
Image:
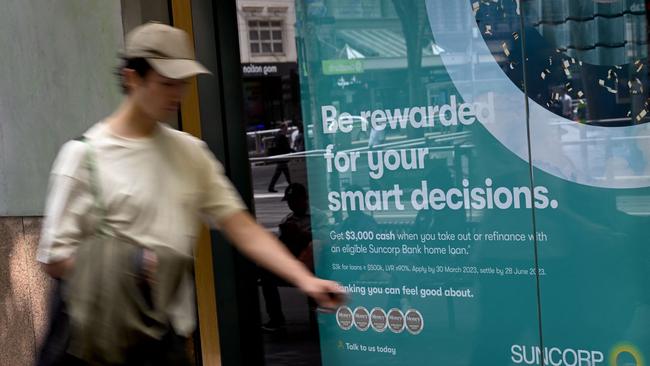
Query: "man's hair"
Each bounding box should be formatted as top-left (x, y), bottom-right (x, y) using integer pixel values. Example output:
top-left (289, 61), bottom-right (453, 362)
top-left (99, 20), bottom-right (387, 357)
top-left (116, 57), bottom-right (153, 94)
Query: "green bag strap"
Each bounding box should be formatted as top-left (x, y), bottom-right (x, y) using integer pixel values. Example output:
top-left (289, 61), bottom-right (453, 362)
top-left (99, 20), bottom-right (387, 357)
top-left (75, 136), bottom-right (110, 236)
top-left (69, 136), bottom-right (110, 361)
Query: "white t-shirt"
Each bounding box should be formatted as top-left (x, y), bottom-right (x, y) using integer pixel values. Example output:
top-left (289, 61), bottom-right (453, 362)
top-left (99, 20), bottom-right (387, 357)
top-left (37, 121), bottom-right (247, 335)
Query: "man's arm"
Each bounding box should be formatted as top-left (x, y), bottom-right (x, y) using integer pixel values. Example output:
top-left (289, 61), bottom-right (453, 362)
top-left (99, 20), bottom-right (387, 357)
top-left (219, 211), bottom-right (345, 309)
top-left (38, 141), bottom-right (95, 278)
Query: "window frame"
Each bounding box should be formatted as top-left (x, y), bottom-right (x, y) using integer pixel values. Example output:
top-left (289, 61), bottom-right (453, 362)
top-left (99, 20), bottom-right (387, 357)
top-left (248, 18), bottom-right (285, 56)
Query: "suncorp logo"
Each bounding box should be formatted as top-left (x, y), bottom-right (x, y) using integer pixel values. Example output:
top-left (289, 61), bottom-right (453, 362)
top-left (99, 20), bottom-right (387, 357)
top-left (610, 343), bottom-right (644, 366)
top-left (511, 343), bottom-right (644, 366)
top-left (511, 345), bottom-right (604, 366)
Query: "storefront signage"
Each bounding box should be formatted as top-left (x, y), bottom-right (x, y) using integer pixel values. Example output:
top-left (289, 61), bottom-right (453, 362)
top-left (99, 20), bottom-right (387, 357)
top-left (298, 1), bottom-right (650, 365)
top-left (322, 59), bottom-right (364, 75)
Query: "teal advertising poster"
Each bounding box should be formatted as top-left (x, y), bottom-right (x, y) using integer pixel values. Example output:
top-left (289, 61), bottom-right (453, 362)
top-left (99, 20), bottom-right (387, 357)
top-left (296, 1), bottom-right (650, 365)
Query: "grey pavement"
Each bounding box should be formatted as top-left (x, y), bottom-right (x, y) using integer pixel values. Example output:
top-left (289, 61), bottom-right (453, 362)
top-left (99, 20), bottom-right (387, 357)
top-left (251, 163), bottom-right (292, 231)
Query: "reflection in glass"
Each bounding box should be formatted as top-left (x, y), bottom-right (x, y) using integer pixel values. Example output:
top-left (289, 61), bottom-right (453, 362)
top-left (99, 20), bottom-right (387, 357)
top-left (294, 0), bottom-right (650, 365)
top-left (478, 0), bottom-right (649, 125)
top-left (520, 0), bottom-right (650, 359)
top-left (297, 1), bottom-right (540, 364)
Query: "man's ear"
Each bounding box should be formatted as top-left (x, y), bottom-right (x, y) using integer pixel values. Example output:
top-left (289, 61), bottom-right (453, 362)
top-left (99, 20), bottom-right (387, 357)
top-left (122, 68), bottom-right (143, 93)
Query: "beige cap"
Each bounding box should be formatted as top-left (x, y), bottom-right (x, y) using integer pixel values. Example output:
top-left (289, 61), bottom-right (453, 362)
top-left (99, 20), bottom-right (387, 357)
top-left (123, 21), bottom-right (210, 79)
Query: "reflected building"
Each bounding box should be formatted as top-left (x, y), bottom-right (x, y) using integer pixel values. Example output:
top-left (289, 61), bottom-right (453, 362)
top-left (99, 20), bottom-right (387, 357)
top-left (237, 0), bottom-right (303, 131)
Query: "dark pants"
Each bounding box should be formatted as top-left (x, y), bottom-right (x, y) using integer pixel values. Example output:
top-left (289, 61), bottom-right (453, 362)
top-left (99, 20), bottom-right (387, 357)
top-left (260, 270), bottom-right (286, 324)
top-left (268, 161), bottom-right (291, 190)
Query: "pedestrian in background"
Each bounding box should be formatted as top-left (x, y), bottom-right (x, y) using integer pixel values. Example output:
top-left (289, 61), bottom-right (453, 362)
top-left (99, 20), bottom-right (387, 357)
top-left (267, 121), bottom-right (293, 192)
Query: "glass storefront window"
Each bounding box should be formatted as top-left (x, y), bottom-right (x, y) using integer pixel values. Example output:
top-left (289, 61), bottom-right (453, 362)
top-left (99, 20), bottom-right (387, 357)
top-left (286, 0), bottom-right (650, 365)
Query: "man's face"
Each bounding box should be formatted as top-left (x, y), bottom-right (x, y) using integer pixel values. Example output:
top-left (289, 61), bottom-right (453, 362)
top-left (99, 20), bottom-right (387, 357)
top-left (127, 68), bottom-right (190, 121)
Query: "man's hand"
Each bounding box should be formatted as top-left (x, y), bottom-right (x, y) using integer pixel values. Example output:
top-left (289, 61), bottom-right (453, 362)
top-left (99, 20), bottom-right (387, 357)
top-left (297, 276), bottom-right (347, 311)
top-left (42, 256), bottom-right (75, 278)
top-left (141, 248), bottom-right (158, 286)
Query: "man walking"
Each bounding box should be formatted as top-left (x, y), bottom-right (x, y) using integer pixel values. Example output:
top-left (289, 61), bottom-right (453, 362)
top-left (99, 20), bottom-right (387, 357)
top-left (37, 22), bottom-right (343, 365)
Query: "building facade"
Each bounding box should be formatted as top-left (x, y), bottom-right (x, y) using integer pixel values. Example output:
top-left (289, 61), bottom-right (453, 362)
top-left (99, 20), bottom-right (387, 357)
top-left (236, 0), bottom-right (301, 131)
